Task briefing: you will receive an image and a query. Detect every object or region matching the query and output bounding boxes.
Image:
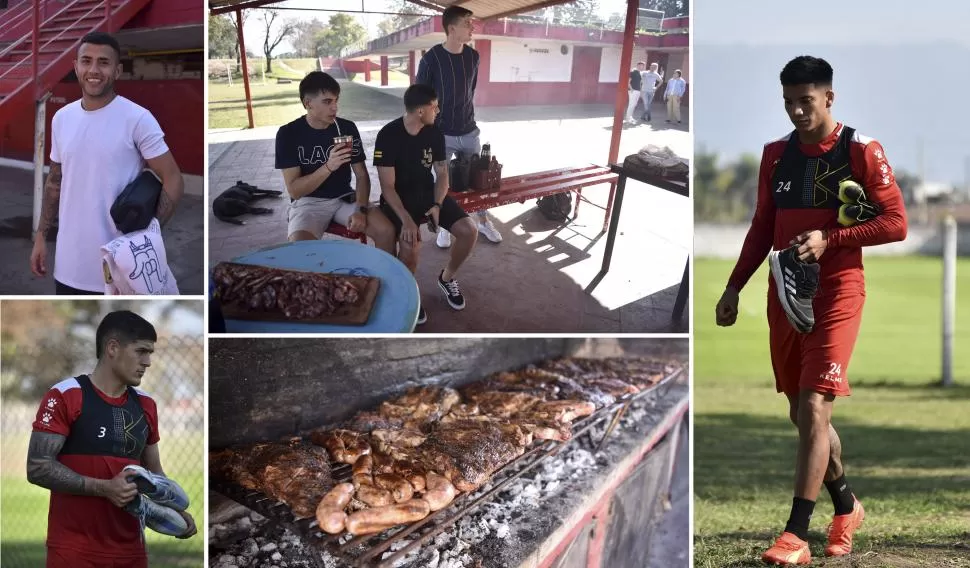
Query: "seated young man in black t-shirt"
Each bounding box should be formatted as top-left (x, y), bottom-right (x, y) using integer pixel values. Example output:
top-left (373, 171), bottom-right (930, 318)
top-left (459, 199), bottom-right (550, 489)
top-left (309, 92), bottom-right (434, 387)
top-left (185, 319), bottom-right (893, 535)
top-left (374, 84), bottom-right (479, 325)
top-left (275, 72), bottom-right (394, 252)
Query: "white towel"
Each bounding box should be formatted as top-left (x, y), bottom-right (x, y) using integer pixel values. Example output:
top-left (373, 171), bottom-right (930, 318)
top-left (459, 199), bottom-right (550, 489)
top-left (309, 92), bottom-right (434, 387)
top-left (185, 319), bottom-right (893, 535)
top-left (101, 218), bottom-right (179, 295)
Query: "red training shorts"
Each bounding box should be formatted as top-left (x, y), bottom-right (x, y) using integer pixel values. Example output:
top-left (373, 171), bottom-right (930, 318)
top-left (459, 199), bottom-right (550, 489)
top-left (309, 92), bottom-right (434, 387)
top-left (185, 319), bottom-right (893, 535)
top-left (767, 289), bottom-right (865, 397)
top-left (47, 547), bottom-right (147, 568)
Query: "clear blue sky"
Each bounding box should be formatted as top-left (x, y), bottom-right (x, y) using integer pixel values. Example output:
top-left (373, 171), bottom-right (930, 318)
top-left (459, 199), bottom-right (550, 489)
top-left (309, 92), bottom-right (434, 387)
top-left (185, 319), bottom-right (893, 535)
top-left (694, 0), bottom-right (970, 47)
top-left (693, 0), bottom-right (970, 184)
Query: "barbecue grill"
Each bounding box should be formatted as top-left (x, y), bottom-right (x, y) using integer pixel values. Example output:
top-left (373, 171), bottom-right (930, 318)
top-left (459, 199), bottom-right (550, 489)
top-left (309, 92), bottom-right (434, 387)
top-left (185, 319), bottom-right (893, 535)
top-left (208, 338), bottom-right (689, 568)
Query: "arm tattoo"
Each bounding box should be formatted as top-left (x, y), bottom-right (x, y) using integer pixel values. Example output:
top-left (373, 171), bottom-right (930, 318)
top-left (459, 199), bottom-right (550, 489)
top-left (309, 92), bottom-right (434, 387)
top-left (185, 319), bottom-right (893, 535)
top-left (26, 431), bottom-right (101, 496)
top-left (155, 190), bottom-right (176, 227)
top-left (37, 163), bottom-right (62, 238)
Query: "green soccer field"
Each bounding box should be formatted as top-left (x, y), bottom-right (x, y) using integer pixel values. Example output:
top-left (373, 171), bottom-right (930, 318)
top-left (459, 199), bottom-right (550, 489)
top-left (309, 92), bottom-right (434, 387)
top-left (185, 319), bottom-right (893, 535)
top-left (693, 256), bottom-right (970, 567)
top-left (0, 432), bottom-right (205, 568)
top-left (208, 74), bottom-right (405, 129)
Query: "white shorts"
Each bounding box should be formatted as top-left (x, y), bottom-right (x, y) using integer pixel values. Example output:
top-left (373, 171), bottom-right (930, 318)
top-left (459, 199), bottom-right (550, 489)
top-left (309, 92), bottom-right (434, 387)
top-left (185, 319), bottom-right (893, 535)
top-left (287, 196), bottom-right (357, 239)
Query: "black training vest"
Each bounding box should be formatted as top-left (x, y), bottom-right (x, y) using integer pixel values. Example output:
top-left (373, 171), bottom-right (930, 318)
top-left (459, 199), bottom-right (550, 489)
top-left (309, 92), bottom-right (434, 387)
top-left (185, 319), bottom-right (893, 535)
top-left (771, 126), bottom-right (856, 211)
top-left (60, 375), bottom-right (150, 459)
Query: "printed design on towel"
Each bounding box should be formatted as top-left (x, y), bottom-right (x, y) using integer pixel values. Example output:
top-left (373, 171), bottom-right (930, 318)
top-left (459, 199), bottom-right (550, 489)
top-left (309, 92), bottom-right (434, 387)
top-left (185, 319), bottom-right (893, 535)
top-left (127, 236), bottom-right (163, 293)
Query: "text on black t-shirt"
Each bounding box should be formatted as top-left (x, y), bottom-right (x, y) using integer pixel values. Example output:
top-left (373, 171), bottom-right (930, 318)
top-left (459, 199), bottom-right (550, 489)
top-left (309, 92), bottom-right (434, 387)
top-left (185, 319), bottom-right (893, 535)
top-left (373, 117), bottom-right (445, 208)
top-left (274, 116), bottom-right (366, 199)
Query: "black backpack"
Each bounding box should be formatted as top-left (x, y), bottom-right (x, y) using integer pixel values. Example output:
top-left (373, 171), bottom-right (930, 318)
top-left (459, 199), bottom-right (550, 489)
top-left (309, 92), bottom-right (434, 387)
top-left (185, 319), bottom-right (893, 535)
top-left (537, 193), bottom-right (572, 221)
top-left (111, 169), bottom-right (162, 234)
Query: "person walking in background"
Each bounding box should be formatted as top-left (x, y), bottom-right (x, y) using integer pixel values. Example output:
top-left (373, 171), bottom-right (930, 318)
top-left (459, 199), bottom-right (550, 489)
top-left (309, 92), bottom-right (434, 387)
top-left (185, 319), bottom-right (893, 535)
top-left (415, 5), bottom-right (503, 247)
top-left (626, 61), bottom-right (644, 124)
top-left (665, 70), bottom-right (687, 124)
top-left (640, 62), bottom-right (663, 122)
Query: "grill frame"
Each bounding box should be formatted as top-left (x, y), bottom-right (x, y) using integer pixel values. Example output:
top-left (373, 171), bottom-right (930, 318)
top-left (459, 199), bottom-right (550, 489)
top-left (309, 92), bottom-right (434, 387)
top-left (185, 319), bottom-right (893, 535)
top-left (210, 363), bottom-right (684, 567)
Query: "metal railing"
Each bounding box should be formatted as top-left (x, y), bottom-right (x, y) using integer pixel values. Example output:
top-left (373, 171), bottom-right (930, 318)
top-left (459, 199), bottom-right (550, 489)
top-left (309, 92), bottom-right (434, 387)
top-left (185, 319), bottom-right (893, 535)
top-left (0, 0), bottom-right (115, 97)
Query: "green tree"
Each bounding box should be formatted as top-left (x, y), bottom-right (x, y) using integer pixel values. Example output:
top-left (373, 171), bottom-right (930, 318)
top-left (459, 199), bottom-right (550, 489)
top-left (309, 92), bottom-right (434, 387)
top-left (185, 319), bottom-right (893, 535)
top-left (643, 0), bottom-right (688, 18)
top-left (227, 10), bottom-right (250, 65)
top-left (552, 0), bottom-right (600, 26)
top-left (316, 13), bottom-right (368, 58)
top-left (894, 169), bottom-right (920, 204)
top-left (208, 14), bottom-right (236, 59)
top-left (604, 11), bottom-right (625, 29)
top-left (376, 0), bottom-right (431, 37)
top-left (261, 9), bottom-right (296, 73)
top-left (693, 149), bottom-right (760, 223)
top-left (292, 18), bottom-right (326, 58)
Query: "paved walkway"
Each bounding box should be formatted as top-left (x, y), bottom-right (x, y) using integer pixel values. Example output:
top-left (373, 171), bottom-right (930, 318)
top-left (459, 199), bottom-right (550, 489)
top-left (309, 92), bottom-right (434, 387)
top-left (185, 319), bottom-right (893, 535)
top-left (208, 101), bottom-right (689, 332)
top-left (0, 167), bottom-right (205, 295)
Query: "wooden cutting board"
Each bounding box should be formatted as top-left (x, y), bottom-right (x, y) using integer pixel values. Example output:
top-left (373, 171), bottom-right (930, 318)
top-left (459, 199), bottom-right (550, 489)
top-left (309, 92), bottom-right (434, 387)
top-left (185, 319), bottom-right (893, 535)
top-left (216, 264), bottom-right (381, 326)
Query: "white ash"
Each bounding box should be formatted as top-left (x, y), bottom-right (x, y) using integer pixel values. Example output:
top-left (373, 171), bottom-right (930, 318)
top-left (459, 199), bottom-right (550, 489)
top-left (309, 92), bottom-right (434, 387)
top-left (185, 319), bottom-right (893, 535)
top-left (209, 506), bottom-right (345, 568)
top-left (396, 444), bottom-right (600, 568)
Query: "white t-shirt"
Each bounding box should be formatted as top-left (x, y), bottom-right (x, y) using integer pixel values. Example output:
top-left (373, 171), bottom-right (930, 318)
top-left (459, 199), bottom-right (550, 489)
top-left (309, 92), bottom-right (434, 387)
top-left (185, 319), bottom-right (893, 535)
top-left (50, 95), bottom-right (169, 291)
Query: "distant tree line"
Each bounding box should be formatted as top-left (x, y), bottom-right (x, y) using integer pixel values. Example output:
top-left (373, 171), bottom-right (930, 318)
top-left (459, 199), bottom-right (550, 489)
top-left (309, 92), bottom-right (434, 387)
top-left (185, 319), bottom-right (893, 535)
top-left (206, 0), bottom-right (687, 70)
top-left (694, 148), bottom-right (923, 223)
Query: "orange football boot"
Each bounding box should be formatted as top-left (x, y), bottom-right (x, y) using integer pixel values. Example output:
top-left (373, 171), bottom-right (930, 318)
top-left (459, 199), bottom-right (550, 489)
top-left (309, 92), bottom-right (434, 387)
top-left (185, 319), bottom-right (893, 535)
top-left (762, 531), bottom-right (811, 565)
top-left (824, 498), bottom-right (865, 556)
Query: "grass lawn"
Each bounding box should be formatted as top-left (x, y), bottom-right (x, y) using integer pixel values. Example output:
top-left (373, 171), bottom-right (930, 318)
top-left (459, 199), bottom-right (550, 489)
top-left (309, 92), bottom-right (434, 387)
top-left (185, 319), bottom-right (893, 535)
top-left (694, 256), bottom-right (970, 567)
top-left (1, 432), bottom-right (205, 568)
top-left (208, 75), bottom-right (404, 129)
top-left (350, 68), bottom-right (411, 87)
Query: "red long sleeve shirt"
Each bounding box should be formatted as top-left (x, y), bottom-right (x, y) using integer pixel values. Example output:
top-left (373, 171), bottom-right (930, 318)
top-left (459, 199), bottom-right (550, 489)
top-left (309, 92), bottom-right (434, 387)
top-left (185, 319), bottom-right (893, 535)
top-left (727, 123), bottom-right (908, 297)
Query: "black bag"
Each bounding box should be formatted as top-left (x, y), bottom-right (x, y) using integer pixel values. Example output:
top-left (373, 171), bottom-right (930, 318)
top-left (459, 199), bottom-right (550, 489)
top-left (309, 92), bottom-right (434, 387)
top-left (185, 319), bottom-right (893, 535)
top-left (449, 153), bottom-right (473, 192)
top-left (111, 169), bottom-right (162, 234)
top-left (537, 193), bottom-right (572, 221)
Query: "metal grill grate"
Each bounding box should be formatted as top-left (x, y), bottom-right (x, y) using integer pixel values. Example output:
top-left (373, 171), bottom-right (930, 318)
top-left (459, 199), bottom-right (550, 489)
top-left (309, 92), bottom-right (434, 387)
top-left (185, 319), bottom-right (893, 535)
top-left (211, 365), bottom-right (684, 567)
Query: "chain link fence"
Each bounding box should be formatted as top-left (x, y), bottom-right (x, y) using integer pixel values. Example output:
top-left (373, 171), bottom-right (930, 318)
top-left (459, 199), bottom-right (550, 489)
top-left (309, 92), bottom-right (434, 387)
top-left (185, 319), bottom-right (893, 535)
top-left (1, 300), bottom-right (204, 568)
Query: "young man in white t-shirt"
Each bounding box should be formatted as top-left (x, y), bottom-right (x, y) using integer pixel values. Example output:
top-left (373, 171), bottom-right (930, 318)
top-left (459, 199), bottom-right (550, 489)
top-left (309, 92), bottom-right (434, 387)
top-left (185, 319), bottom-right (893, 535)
top-left (29, 32), bottom-right (185, 295)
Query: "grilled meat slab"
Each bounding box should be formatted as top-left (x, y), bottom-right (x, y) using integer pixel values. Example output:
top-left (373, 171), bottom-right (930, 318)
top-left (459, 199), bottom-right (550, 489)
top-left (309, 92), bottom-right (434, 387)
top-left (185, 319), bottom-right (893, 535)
top-left (210, 440), bottom-right (333, 518)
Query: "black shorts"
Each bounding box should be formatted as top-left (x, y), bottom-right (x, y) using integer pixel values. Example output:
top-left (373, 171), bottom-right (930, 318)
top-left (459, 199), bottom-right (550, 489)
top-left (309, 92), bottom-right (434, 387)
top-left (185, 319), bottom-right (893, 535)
top-left (55, 280), bottom-right (103, 295)
top-left (380, 195), bottom-right (469, 235)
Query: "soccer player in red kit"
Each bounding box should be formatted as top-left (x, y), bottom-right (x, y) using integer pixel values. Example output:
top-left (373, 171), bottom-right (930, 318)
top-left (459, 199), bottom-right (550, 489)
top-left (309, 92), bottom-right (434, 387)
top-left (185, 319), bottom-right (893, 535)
top-left (714, 56), bottom-right (907, 565)
top-left (27, 311), bottom-right (197, 568)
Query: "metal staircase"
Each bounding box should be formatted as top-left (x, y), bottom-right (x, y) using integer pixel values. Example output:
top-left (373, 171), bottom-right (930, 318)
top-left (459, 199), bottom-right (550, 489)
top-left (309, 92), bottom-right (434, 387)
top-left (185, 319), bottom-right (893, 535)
top-left (0, 0), bottom-right (152, 127)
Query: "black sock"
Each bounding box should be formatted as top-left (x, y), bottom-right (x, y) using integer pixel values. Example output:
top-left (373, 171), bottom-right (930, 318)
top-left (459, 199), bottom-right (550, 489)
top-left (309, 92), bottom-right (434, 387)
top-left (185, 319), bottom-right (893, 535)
top-left (783, 497), bottom-right (815, 541)
top-left (824, 474), bottom-right (856, 515)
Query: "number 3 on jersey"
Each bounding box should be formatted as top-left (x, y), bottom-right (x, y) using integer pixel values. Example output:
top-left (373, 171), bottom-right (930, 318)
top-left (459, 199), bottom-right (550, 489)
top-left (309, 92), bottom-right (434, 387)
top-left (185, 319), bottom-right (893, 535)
top-left (775, 180), bottom-right (791, 193)
top-left (98, 426), bottom-right (106, 438)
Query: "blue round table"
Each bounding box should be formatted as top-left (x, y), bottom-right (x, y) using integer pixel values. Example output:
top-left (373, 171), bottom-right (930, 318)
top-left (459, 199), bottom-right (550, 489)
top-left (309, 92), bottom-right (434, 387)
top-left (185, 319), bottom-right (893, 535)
top-left (214, 240), bottom-right (419, 333)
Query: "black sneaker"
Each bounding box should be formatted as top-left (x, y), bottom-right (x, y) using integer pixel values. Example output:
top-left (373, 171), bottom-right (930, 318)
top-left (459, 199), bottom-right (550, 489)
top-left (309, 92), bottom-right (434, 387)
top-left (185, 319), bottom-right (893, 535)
top-left (437, 271), bottom-right (465, 310)
top-left (768, 246), bottom-right (820, 333)
top-left (417, 304), bottom-right (427, 325)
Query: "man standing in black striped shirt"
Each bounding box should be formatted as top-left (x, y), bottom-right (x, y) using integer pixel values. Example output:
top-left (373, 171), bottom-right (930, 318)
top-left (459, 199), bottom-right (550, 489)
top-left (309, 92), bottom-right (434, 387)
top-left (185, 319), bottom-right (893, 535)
top-left (416, 5), bottom-right (504, 249)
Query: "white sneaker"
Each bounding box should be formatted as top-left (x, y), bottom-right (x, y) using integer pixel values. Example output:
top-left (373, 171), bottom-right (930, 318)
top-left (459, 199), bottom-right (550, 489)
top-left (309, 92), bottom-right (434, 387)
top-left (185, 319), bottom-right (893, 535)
top-left (125, 494), bottom-right (189, 537)
top-left (477, 218), bottom-right (503, 243)
top-left (436, 230), bottom-right (452, 248)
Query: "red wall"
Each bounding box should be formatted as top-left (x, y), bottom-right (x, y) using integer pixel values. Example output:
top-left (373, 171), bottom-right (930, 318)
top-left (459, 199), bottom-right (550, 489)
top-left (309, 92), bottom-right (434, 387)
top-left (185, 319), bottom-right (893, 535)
top-left (124, 0), bottom-right (203, 29)
top-left (475, 42), bottom-right (689, 108)
top-left (0, 78), bottom-right (204, 175)
top-left (343, 60), bottom-right (381, 73)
